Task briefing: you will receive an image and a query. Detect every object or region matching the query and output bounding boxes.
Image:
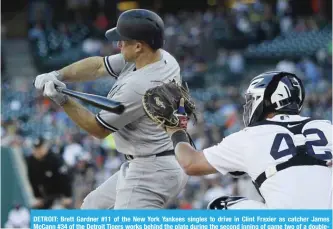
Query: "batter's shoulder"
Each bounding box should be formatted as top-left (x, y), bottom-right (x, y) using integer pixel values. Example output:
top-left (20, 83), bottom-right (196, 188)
top-left (160, 49), bottom-right (180, 64)
top-left (160, 49), bottom-right (174, 57)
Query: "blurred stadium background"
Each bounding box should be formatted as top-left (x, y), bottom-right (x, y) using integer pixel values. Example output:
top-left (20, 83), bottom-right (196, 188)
top-left (1, 0), bottom-right (332, 227)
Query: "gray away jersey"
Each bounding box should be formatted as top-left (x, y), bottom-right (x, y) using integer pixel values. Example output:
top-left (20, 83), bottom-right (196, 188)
top-left (96, 49), bottom-right (181, 156)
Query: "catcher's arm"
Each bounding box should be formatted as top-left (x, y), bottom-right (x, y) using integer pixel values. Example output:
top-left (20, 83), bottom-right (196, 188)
top-left (174, 141), bottom-right (217, 176)
top-left (166, 99), bottom-right (217, 176)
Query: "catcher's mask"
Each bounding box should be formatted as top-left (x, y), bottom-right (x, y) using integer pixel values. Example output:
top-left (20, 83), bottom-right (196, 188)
top-left (243, 71), bottom-right (304, 127)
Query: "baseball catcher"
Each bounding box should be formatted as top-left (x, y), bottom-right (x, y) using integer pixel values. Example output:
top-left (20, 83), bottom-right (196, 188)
top-left (144, 71), bottom-right (332, 209)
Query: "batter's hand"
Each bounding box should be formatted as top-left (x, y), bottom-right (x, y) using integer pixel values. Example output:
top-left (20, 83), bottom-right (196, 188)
top-left (34, 71), bottom-right (62, 90)
top-left (43, 80), bottom-right (68, 106)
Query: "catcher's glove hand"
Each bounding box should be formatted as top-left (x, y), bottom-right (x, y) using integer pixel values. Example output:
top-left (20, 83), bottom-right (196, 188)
top-left (142, 80), bottom-right (197, 129)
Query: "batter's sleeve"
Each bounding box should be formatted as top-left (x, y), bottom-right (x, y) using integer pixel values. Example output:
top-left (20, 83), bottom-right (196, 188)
top-left (95, 83), bottom-right (144, 132)
top-left (203, 131), bottom-right (247, 175)
top-left (103, 54), bottom-right (126, 78)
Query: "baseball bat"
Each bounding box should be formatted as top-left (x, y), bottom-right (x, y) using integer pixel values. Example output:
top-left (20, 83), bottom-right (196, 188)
top-left (55, 86), bottom-right (125, 114)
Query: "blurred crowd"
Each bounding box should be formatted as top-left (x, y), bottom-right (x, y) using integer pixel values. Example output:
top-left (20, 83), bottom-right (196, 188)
top-left (25, 0), bottom-right (331, 73)
top-left (1, 0), bottom-right (332, 224)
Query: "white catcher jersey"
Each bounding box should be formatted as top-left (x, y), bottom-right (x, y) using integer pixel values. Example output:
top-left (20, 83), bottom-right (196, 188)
top-left (96, 49), bottom-right (181, 156)
top-left (203, 114), bottom-right (332, 209)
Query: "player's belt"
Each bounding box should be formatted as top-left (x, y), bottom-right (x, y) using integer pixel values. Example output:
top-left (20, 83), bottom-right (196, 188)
top-left (254, 147), bottom-right (328, 188)
top-left (125, 150), bottom-right (175, 160)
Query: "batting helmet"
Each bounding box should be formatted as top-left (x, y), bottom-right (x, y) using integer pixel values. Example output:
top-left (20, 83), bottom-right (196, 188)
top-left (105, 9), bottom-right (165, 50)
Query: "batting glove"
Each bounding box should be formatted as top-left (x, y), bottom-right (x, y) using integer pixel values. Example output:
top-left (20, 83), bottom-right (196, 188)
top-left (43, 80), bottom-right (68, 106)
top-left (34, 71), bottom-right (63, 90)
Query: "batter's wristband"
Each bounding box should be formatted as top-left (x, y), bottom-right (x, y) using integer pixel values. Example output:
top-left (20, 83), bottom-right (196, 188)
top-left (171, 130), bottom-right (189, 149)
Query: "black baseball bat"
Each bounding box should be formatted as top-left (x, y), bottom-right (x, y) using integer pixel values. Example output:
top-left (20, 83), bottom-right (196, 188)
top-left (55, 86), bottom-right (125, 114)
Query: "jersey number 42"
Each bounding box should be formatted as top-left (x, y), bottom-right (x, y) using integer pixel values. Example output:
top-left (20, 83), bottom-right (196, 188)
top-left (270, 128), bottom-right (332, 160)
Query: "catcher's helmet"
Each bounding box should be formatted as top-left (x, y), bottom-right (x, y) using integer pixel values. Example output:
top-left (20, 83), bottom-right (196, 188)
top-left (243, 71), bottom-right (305, 127)
top-left (105, 9), bottom-right (165, 50)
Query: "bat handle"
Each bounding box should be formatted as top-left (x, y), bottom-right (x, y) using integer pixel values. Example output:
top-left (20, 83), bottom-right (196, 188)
top-left (32, 80), bottom-right (64, 92)
top-left (54, 84), bottom-right (64, 93)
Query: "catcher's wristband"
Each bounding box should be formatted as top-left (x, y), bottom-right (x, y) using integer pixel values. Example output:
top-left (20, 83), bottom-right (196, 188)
top-left (171, 130), bottom-right (189, 149)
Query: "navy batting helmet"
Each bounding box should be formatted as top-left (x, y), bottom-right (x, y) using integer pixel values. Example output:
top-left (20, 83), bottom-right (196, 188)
top-left (105, 9), bottom-right (165, 50)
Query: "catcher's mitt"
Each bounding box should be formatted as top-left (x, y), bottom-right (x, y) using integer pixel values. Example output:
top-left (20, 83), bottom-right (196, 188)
top-left (142, 80), bottom-right (197, 128)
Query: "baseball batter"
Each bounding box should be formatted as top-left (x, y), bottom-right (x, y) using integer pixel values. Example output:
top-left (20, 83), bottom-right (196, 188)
top-left (34, 9), bottom-right (188, 209)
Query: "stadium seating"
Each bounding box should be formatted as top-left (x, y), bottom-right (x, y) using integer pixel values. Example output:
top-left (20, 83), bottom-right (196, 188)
top-left (245, 25), bottom-right (332, 59)
top-left (29, 23), bottom-right (91, 71)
